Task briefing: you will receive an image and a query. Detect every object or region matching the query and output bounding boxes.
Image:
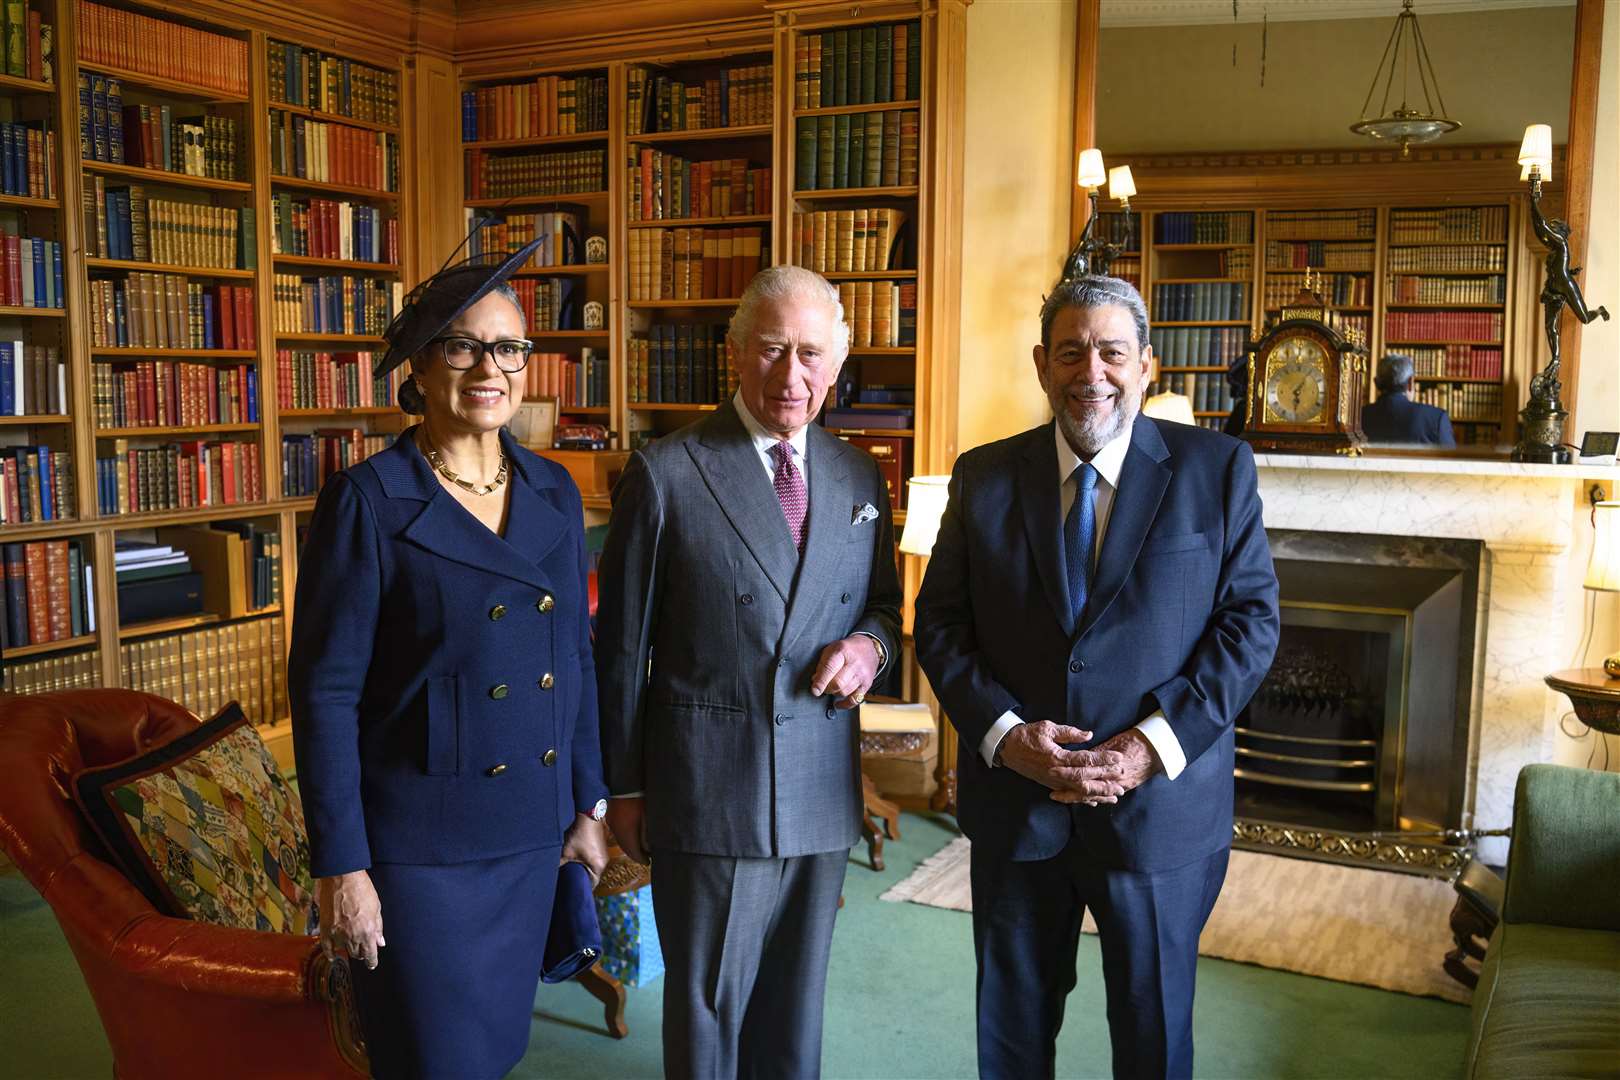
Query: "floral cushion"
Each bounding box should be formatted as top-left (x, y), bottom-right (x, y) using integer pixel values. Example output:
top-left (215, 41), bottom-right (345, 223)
top-left (72, 702), bottom-right (317, 935)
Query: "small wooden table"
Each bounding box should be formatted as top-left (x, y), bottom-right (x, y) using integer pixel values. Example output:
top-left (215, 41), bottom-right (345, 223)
top-left (1545, 668), bottom-right (1620, 735)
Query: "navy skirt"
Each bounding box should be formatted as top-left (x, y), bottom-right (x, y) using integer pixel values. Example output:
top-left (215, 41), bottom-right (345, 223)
top-left (349, 845), bottom-right (561, 1080)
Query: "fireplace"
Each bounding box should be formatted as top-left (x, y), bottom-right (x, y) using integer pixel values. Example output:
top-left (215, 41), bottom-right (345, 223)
top-left (1234, 531), bottom-right (1484, 874)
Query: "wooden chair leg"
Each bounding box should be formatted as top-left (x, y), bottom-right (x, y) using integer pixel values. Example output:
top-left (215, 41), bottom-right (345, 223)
top-left (577, 960), bottom-right (628, 1039)
top-left (861, 810), bottom-right (886, 871)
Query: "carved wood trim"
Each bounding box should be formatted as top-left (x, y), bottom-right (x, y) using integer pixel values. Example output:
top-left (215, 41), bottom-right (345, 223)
top-left (1070, 0), bottom-right (1100, 246)
top-left (1557, 0), bottom-right (1605, 439)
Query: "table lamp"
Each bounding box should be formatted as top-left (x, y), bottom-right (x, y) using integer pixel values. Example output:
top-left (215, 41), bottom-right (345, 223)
top-left (899, 476), bottom-right (951, 557)
top-left (1586, 501), bottom-right (1620, 677)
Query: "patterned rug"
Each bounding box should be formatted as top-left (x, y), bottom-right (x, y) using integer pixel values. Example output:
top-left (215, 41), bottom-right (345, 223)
top-left (881, 837), bottom-right (1470, 1005)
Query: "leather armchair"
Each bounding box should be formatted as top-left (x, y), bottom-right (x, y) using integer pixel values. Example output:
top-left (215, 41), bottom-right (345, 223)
top-left (0, 689), bottom-right (366, 1079)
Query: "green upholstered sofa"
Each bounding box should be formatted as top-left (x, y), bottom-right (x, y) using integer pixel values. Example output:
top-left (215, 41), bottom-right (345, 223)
top-left (1466, 764), bottom-right (1620, 1078)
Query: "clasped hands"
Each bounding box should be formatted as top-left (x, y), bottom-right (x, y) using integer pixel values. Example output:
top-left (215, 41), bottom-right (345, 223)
top-left (997, 720), bottom-right (1158, 805)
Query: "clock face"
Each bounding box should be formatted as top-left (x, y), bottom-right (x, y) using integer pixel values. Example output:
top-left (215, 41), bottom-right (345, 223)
top-left (1264, 337), bottom-right (1330, 424)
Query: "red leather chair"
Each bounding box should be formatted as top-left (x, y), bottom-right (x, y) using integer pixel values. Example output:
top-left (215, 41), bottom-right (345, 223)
top-left (0, 689), bottom-right (366, 1079)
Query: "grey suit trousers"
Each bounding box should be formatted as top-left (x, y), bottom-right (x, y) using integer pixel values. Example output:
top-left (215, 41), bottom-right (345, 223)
top-left (653, 849), bottom-right (849, 1080)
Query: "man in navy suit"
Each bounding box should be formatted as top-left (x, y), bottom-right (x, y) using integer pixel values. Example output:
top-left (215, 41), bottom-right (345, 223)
top-left (915, 274), bottom-right (1279, 1079)
top-left (1360, 353), bottom-right (1456, 447)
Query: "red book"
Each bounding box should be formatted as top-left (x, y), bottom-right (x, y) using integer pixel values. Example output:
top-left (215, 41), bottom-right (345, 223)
top-left (640, 148), bottom-right (654, 220)
top-left (6, 235), bottom-right (19, 303)
top-left (44, 540), bottom-right (70, 641)
top-left (215, 285), bottom-right (236, 350)
top-left (3, 458), bottom-right (19, 522)
top-left (23, 541), bottom-right (48, 644)
top-left (220, 441), bottom-right (237, 504)
top-left (26, 11), bottom-right (39, 82)
top-left (235, 286), bottom-right (255, 350)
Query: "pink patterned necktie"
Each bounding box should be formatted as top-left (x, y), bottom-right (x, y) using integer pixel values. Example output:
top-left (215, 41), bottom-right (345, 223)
top-left (771, 440), bottom-right (807, 551)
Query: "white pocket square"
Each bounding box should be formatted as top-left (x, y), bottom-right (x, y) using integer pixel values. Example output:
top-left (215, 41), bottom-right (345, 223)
top-left (852, 502), bottom-right (879, 525)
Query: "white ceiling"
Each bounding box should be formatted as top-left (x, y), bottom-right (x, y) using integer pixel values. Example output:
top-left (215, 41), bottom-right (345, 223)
top-left (1100, 0), bottom-right (1575, 28)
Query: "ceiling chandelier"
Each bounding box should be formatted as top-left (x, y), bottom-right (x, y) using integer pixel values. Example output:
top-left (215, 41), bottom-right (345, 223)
top-left (1349, 0), bottom-right (1461, 156)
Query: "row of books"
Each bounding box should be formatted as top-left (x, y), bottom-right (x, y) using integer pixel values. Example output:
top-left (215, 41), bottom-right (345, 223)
top-left (88, 185), bottom-right (255, 271)
top-left (510, 275), bottom-right (585, 332)
top-left (116, 106), bottom-right (239, 184)
top-left (0, 445), bottom-right (73, 525)
top-left (1384, 311), bottom-right (1503, 343)
top-left (627, 324), bottom-right (735, 406)
top-left (111, 539), bottom-right (198, 626)
top-left (838, 435), bottom-right (907, 509)
top-left (76, 1), bottom-right (249, 96)
top-left (836, 280), bottom-right (917, 349)
top-left (1389, 207), bottom-right (1507, 244)
top-left (1111, 255), bottom-right (1142, 290)
top-left (0, 121), bottom-right (52, 199)
top-left (275, 350), bottom-right (400, 412)
top-left (1386, 245), bottom-right (1506, 273)
top-left (1150, 282), bottom-right (1249, 322)
top-left (0, 5), bottom-right (50, 82)
top-left (627, 149), bottom-right (770, 222)
top-left (1386, 274), bottom-right (1506, 305)
top-left (87, 276), bottom-right (257, 352)
top-left (0, 231), bottom-right (64, 307)
top-left (526, 350), bottom-right (608, 409)
top-left (789, 208), bottom-right (910, 274)
top-left (625, 65), bottom-right (772, 134)
top-left (1149, 326), bottom-right (1248, 368)
top-left (271, 194), bottom-right (398, 264)
top-left (465, 209), bottom-right (583, 267)
top-left (1407, 345), bottom-right (1504, 381)
top-left (793, 20), bottom-right (921, 110)
top-left (1263, 272), bottom-right (1370, 309)
top-left (628, 226), bottom-right (766, 302)
top-left (1265, 209), bottom-right (1376, 241)
top-left (1154, 212), bottom-right (1253, 245)
top-left (1414, 381), bottom-right (1504, 422)
top-left (2, 540), bottom-right (94, 649)
top-left (122, 617), bottom-right (287, 728)
top-left (462, 74), bottom-right (608, 142)
top-left (1155, 372), bottom-right (1236, 415)
top-left (1, 344), bottom-right (66, 416)
top-left (92, 361), bottom-right (259, 430)
top-left (1221, 250), bottom-right (1255, 278)
top-left (1265, 241), bottom-right (1374, 271)
top-left (158, 523), bottom-right (283, 616)
top-left (282, 430), bottom-right (392, 497)
top-left (822, 406), bottom-right (910, 431)
top-left (793, 110), bottom-right (919, 191)
top-left (2, 648), bottom-right (99, 693)
top-left (272, 274), bottom-right (400, 337)
top-left (269, 40), bottom-right (400, 128)
top-left (95, 439), bottom-right (266, 516)
top-left (267, 114), bottom-right (400, 194)
top-left (465, 147), bottom-right (606, 200)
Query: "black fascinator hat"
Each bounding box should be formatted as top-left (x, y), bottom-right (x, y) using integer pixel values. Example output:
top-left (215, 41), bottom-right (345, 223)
top-left (373, 236), bottom-right (545, 381)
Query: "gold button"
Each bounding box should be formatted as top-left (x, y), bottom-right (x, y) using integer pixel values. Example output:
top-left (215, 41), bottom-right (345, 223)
top-left (542, 749), bottom-right (558, 767)
top-left (490, 683), bottom-right (509, 700)
top-left (539, 673), bottom-right (555, 690)
top-left (486, 763), bottom-right (508, 777)
top-left (489, 604), bottom-right (507, 621)
top-left (537, 594), bottom-right (555, 613)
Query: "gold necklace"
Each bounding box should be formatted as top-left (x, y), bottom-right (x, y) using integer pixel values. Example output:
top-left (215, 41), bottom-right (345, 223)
top-left (421, 433), bottom-right (508, 496)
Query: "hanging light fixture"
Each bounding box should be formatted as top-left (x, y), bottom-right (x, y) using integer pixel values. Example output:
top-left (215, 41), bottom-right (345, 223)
top-left (1349, 0), bottom-right (1461, 156)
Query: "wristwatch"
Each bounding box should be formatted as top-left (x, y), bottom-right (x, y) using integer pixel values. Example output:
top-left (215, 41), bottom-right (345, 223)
top-left (589, 798), bottom-right (608, 822)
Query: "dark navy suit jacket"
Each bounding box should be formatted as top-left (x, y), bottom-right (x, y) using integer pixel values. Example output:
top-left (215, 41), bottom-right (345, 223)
top-left (914, 419), bottom-right (1279, 872)
top-left (1360, 392), bottom-right (1456, 447)
top-left (289, 429), bottom-right (607, 878)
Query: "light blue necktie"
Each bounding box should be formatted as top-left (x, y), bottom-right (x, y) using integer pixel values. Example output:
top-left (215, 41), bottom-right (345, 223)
top-left (1064, 463), bottom-right (1098, 625)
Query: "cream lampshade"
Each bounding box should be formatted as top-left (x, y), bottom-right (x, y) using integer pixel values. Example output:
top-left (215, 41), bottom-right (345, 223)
top-left (1076, 148), bottom-right (1107, 191)
top-left (899, 476), bottom-right (951, 556)
top-left (1107, 165), bottom-right (1136, 202)
top-left (1585, 501), bottom-right (1620, 676)
top-left (1142, 391), bottom-right (1197, 426)
top-left (1518, 124), bottom-right (1553, 174)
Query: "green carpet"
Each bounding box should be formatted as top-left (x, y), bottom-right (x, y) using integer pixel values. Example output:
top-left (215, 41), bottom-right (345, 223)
top-left (0, 813), bottom-right (1470, 1079)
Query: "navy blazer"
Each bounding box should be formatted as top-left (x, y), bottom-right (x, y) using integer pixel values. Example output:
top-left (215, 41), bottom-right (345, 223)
top-left (1360, 392), bottom-right (1456, 447)
top-left (289, 429), bottom-right (607, 877)
top-left (914, 419), bottom-right (1280, 872)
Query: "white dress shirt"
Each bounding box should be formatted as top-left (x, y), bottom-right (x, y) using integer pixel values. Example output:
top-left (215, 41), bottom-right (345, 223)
top-left (734, 391), bottom-right (809, 491)
top-left (978, 421), bottom-right (1188, 780)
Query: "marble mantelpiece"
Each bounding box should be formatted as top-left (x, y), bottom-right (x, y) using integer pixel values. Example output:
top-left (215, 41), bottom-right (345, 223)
top-left (1252, 454), bottom-right (1620, 862)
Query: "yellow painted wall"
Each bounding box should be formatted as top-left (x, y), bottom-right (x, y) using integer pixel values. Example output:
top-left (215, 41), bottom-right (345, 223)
top-left (1574, 8), bottom-right (1618, 439)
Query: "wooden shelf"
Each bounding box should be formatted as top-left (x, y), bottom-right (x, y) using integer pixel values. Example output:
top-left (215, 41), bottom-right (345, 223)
top-left (0, 413), bottom-right (71, 426)
top-left (1384, 339), bottom-right (1503, 347)
top-left (78, 63), bottom-right (249, 103)
top-left (269, 101), bottom-right (401, 135)
top-left (559, 405), bottom-right (610, 415)
top-left (630, 402), bottom-right (720, 412)
top-left (1385, 302), bottom-right (1505, 309)
top-left (464, 131), bottom-right (609, 150)
top-left (1413, 375), bottom-right (1503, 384)
top-left (0, 305), bottom-right (65, 317)
top-left (464, 191), bottom-right (609, 209)
top-left (1263, 236), bottom-right (1375, 244)
top-left (528, 329), bottom-right (608, 340)
top-left (0, 192), bottom-right (60, 210)
top-left (627, 123), bottom-right (772, 144)
top-left (99, 501), bottom-right (281, 529)
top-left (118, 613), bottom-right (220, 641)
top-left (95, 422), bottom-right (259, 437)
top-left (275, 332), bottom-right (387, 344)
top-left (0, 71), bottom-right (56, 95)
top-left (272, 255), bottom-right (402, 273)
top-left (1153, 242), bottom-right (1254, 251)
top-left (793, 186), bottom-right (919, 201)
top-left (628, 298), bottom-right (739, 309)
top-left (2, 632), bottom-right (99, 659)
top-left (1263, 305), bottom-right (1371, 313)
top-left (80, 159), bottom-right (253, 193)
top-left (1158, 366), bottom-right (1229, 373)
top-left (820, 270), bottom-right (917, 280)
top-left (92, 347), bottom-right (257, 359)
top-left (794, 99), bottom-right (922, 118)
top-left (1192, 411), bottom-right (1228, 417)
top-left (1388, 239), bottom-right (1508, 247)
top-left (1157, 277), bottom-right (1247, 284)
top-left (848, 346), bottom-right (915, 356)
top-left (1155, 320), bottom-right (1250, 327)
top-left (628, 213), bottom-right (770, 229)
top-left (271, 175), bottom-right (401, 202)
top-left (280, 406), bottom-right (397, 418)
top-left (1385, 268), bottom-right (1505, 276)
top-left (283, 496), bottom-right (318, 513)
top-left (511, 263), bottom-right (611, 276)
top-left (85, 257), bottom-right (254, 279)
top-left (827, 426), bottom-right (915, 437)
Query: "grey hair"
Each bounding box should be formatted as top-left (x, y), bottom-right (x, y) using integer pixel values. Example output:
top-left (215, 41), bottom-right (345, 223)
top-left (727, 265), bottom-right (851, 353)
top-left (1040, 274), bottom-right (1150, 352)
top-left (1375, 353), bottom-right (1415, 395)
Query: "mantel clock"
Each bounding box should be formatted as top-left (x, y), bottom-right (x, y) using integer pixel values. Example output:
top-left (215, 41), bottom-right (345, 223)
top-left (1242, 274), bottom-right (1370, 455)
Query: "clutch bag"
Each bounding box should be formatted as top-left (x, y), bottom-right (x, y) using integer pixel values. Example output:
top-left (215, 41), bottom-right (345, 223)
top-left (541, 860), bottom-right (603, 984)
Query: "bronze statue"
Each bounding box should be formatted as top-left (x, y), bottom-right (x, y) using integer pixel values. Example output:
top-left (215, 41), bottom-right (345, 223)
top-left (1528, 193), bottom-right (1610, 399)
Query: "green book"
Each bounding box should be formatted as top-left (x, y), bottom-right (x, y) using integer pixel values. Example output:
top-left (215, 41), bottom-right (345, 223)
top-left (860, 27), bottom-right (877, 104)
top-left (831, 30), bottom-right (848, 107)
top-left (833, 114), bottom-right (850, 190)
top-left (818, 31), bottom-right (834, 111)
top-left (795, 117), bottom-right (817, 191)
top-left (875, 23), bottom-right (892, 104)
top-left (848, 110), bottom-right (865, 190)
top-left (906, 20), bottom-right (920, 99)
top-left (863, 112), bottom-right (884, 187)
top-left (239, 206), bottom-right (256, 271)
top-left (5, 0), bottom-right (23, 79)
top-left (845, 28), bottom-right (861, 108)
top-left (816, 115), bottom-right (835, 190)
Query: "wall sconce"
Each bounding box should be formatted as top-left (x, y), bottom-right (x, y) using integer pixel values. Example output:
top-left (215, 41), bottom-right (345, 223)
top-left (1062, 150), bottom-right (1136, 282)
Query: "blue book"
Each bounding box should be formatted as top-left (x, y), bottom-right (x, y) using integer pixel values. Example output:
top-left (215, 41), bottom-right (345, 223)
top-left (76, 72), bottom-right (91, 161)
top-left (90, 77), bottom-right (107, 162)
top-left (32, 238), bottom-right (46, 305)
top-left (106, 79), bottom-right (124, 164)
top-left (462, 90), bottom-right (475, 141)
top-left (245, 367), bottom-right (258, 421)
top-left (2, 123), bottom-right (15, 195)
top-left (288, 44), bottom-right (303, 105)
top-left (114, 287), bottom-right (127, 346)
top-left (0, 343), bottom-right (11, 415)
top-left (51, 242), bottom-right (62, 308)
top-left (37, 446), bottom-right (52, 521)
top-left (292, 116), bottom-right (306, 178)
top-left (201, 293), bottom-right (215, 349)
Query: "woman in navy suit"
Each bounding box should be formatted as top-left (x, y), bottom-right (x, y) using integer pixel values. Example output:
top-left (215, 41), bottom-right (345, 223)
top-left (289, 240), bottom-right (610, 1079)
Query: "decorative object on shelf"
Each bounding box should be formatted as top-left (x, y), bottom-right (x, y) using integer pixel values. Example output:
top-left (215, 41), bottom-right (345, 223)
top-left (583, 299), bottom-right (604, 330)
top-left (1349, 0), bottom-right (1461, 156)
top-left (1060, 150), bottom-right (1134, 281)
top-left (585, 235), bottom-right (608, 264)
top-left (507, 397), bottom-right (559, 451)
top-left (1581, 500), bottom-right (1620, 678)
top-left (1241, 271), bottom-right (1369, 455)
top-left (1513, 123), bottom-right (1611, 465)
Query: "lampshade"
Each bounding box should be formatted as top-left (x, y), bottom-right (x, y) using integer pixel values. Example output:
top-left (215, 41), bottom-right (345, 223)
top-left (899, 475), bottom-right (951, 556)
top-left (1518, 123), bottom-right (1554, 174)
top-left (1107, 165), bottom-right (1136, 201)
top-left (1586, 502), bottom-right (1620, 592)
top-left (1076, 148), bottom-right (1106, 190)
top-left (1142, 391), bottom-right (1197, 426)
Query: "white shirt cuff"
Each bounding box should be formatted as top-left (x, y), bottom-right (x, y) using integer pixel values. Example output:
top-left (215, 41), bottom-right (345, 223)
top-left (980, 710), bottom-right (1024, 767)
top-left (1134, 711), bottom-right (1186, 780)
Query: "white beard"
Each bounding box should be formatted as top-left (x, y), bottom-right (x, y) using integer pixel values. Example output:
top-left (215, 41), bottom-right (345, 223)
top-left (1053, 384), bottom-right (1140, 456)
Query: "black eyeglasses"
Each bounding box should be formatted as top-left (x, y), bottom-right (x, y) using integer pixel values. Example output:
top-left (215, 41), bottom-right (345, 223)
top-left (429, 335), bottom-right (534, 373)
